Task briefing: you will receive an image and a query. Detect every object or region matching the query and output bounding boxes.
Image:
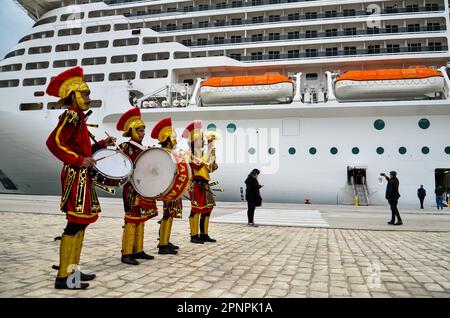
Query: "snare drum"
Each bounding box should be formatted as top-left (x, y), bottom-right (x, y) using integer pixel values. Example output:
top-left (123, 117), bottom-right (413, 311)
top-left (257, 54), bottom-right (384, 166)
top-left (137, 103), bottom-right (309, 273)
top-left (91, 149), bottom-right (133, 187)
top-left (131, 148), bottom-right (192, 200)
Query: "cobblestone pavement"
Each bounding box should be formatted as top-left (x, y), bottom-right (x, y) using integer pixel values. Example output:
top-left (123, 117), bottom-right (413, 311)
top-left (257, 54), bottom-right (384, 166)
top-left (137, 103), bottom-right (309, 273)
top-left (0, 212), bottom-right (449, 298)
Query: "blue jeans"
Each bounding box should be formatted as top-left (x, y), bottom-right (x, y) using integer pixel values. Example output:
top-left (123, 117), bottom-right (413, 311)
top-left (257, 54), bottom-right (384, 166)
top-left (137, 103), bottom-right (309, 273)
top-left (436, 195), bottom-right (444, 210)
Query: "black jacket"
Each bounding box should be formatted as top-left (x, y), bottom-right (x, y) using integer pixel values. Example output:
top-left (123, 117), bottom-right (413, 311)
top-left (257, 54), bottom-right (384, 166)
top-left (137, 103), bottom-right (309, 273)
top-left (385, 176), bottom-right (400, 201)
top-left (417, 188), bottom-right (426, 198)
top-left (435, 187), bottom-right (444, 196)
top-left (245, 175), bottom-right (262, 206)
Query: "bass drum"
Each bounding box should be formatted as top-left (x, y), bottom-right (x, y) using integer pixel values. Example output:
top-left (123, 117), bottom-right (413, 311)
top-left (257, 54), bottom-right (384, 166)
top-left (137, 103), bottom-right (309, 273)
top-left (131, 148), bottom-right (191, 200)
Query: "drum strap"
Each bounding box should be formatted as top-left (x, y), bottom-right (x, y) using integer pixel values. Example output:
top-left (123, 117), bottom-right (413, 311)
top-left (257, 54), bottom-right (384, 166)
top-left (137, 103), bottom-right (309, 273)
top-left (94, 182), bottom-right (116, 195)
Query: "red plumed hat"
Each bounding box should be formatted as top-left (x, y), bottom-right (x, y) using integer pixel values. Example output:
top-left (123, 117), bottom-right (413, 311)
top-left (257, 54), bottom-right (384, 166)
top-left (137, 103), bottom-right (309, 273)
top-left (151, 118), bottom-right (174, 143)
top-left (46, 66), bottom-right (88, 99)
top-left (116, 107), bottom-right (145, 136)
top-left (182, 120), bottom-right (203, 142)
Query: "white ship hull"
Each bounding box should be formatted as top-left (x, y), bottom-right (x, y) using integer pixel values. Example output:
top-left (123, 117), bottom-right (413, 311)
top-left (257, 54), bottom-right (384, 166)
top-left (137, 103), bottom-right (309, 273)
top-left (1, 0), bottom-right (450, 206)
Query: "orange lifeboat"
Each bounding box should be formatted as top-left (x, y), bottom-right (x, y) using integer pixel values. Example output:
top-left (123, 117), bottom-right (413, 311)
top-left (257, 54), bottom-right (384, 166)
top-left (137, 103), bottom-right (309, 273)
top-left (200, 73), bottom-right (294, 106)
top-left (334, 67), bottom-right (445, 101)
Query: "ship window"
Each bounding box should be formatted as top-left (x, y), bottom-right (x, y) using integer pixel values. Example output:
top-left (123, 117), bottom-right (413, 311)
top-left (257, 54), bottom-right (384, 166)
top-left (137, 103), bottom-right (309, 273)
top-left (309, 147), bottom-right (317, 155)
top-left (34, 91), bottom-right (45, 97)
top-left (326, 48), bottom-right (338, 56)
top-left (418, 118), bottom-right (430, 129)
top-left (140, 70), bottom-right (168, 79)
top-left (268, 148), bottom-right (276, 155)
top-left (58, 28), bottom-right (82, 37)
top-left (352, 147), bottom-right (360, 155)
top-left (426, 3), bottom-right (440, 11)
top-left (227, 123), bottom-right (237, 133)
top-left (113, 38), bottom-right (139, 47)
top-left (306, 73), bottom-right (318, 80)
top-left (305, 49), bottom-right (318, 57)
top-left (408, 43), bottom-right (422, 52)
top-left (374, 119), bottom-right (385, 130)
top-left (19, 103), bottom-right (43, 111)
top-left (325, 10), bottom-right (337, 18)
top-left (386, 25), bottom-right (399, 33)
top-left (56, 43), bottom-right (80, 52)
top-left (53, 59), bottom-right (78, 68)
top-left (89, 10), bottom-right (115, 19)
top-left (29, 46), bottom-right (52, 55)
top-left (207, 124), bottom-right (217, 131)
top-left (399, 147), bottom-right (407, 155)
top-left (248, 148), bottom-right (256, 155)
top-left (445, 147), bottom-right (450, 154)
top-left (26, 61), bottom-right (49, 70)
top-left (20, 31), bottom-right (54, 43)
top-left (47, 102), bottom-right (62, 109)
top-left (84, 73), bottom-right (105, 83)
top-left (330, 147), bottom-right (338, 155)
top-left (60, 12), bottom-right (84, 21)
top-left (109, 72), bottom-right (136, 81)
top-left (4, 49), bottom-right (25, 59)
top-left (376, 147), bottom-right (384, 155)
top-left (112, 54), bottom-right (138, 64)
top-left (86, 25), bottom-right (111, 34)
top-left (288, 147), bottom-right (296, 155)
top-left (23, 77), bottom-right (47, 86)
top-left (142, 52), bottom-right (170, 61)
top-left (421, 147), bottom-right (430, 154)
top-left (1, 64), bottom-right (22, 72)
top-left (143, 37), bottom-right (158, 45)
top-left (0, 80), bottom-right (20, 88)
top-left (33, 16), bottom-right (57, 27)
top-left (387, 44), bottom-right (400, 53)
top-left (82, 57), bottom-right (107, 66)
top-left (84, 40), bottom-right (109, 50)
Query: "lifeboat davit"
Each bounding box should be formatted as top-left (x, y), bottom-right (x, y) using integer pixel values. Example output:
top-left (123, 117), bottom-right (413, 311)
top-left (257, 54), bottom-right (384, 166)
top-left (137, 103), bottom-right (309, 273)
top-left (200, 73), bottom-right (294, 106)
top-left (334, 67), bottom-right (445, 101)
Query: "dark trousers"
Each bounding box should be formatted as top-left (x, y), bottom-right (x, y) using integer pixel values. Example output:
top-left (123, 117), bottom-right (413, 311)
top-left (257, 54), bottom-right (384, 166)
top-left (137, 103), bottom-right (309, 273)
top-left (247, 202), bottom-right (256, 224)
top-left (63, 222), bottom-right (88, 236)
top-left (419, 197), bottom-right (425, 209)
top-left (388, 199), bottom-right (402, 222)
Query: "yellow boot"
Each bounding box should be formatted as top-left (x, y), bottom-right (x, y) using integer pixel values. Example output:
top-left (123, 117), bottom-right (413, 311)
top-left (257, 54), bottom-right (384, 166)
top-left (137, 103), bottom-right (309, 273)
top-left (190, 214), bottom-right (203, 244)
top-left (55, 233), bottom-right (88, 289)
top-left (133, 223), bottom-right (153, 260)
top-left (200, 215), bottom-right (216, 242)
top-left (159, 219), bottom-right (177, 254)
top-left (167, 217), bottom-right (179, 250)
top-left (121, 223), bottom-right (139, 265)
top-left (74, 230), bottom-right (96, 281)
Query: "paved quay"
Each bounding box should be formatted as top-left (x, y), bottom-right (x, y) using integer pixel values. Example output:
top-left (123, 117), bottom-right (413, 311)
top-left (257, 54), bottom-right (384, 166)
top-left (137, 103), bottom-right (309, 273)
top-left (0, 194), bottom-right (449, 298)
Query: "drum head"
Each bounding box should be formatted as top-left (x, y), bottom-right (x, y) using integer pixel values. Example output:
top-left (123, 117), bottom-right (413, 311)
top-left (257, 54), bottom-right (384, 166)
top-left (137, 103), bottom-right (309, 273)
top-left (132, 148), bottom-right (176, 197)
top-left (93, 149), bottom-right (133, 178)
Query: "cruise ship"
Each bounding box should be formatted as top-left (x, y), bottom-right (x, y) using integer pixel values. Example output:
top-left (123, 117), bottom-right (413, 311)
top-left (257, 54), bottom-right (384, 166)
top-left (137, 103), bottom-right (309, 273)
top-left (1, 0), bottom-right (450, 206)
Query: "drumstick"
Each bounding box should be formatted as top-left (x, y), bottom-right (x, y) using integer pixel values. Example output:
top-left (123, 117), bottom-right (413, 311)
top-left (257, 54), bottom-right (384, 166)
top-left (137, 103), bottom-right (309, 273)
top-left (105, 131), bottom-right (129, 157)
top-left (95, 151), bottom-right (119, 162)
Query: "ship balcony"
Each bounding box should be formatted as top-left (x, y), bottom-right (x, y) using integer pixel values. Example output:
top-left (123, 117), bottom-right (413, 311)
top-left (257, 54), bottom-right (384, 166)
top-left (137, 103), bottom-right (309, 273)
top-left (182, 26), bottom-right (447, 48)
top-left (122, 2), bottom-right (445, 22)
top-left (229, 45), bottom-right (448, 63)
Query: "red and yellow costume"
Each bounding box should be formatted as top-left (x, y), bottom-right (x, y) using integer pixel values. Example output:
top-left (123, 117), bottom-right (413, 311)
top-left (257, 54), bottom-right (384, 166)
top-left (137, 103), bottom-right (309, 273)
top-left (182, 121), bottom-right (218, 243)
top-left (117, 108), bottom-right (158, 264)
top-left (46, 66), bottom-right (107, 288)
top-left (151, 118), bottom-right (181, 254)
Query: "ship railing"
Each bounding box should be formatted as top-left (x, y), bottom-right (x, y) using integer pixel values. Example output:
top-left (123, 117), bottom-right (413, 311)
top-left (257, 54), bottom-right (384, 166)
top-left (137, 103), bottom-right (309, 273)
top-left (183, 26), bottom-right (447, 48)
top-left (123, 3), bottom-right (444, 23)
top-left (229, 46), bottom-right (448, 62)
